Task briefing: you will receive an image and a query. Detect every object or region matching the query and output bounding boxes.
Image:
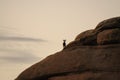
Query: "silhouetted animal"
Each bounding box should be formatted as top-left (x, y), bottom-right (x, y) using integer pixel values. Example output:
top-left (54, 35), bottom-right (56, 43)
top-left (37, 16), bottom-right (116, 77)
top-left (63, 40), bottom-right (66, 48)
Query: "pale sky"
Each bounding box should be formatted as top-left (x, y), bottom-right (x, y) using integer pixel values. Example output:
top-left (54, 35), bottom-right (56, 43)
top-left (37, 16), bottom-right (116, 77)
top-left (0, 0), bottom-right (120, 80)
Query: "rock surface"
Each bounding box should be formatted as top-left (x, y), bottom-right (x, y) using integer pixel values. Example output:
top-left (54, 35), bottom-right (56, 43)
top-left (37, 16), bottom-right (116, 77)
top-left (95, 17), bottom-right (120, 32)
top-left (15, 17), bottom-right (120, 80)
top-left (97, 28), bottom-right (120, 45)
top-left (74, 29), bottom-right (97, 45)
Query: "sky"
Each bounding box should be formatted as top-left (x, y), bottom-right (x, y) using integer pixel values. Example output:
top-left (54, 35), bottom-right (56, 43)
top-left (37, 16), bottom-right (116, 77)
top-left (0, 0), bottom-right (120, 80)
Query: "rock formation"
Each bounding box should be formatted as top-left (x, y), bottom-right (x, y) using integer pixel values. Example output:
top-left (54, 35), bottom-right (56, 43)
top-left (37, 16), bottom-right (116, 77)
top-left (15, 17), bottom-right (120, 80)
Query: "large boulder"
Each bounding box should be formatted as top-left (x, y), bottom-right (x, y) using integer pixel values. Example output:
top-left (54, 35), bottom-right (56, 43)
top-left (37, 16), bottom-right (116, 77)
top-left (48, 72), bottom-right (120, 80)
top-left (65, 29), bottom-right (96, 49)
top-left (74, 29), bottom-right (97, 45)
top-left (16, 44), bottom-right (120, 80)
top-left (15, 17), bottom-right (120, 80)
top-left (97, 28), bottom-right (120, 45)
top-left (95, 17), bottom-right (120, 32)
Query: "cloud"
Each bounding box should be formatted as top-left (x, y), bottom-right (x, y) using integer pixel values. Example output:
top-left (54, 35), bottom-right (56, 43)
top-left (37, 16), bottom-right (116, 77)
top-left (0, 55), bottom-right (40, 64)
top-left (0, 50), bottom-right (41, 63)
top-left (0, 26), bottom-right (44, 63)
top-left (0, 26), bottom-right (46, 42)
top-left (0, 36), bottom-right (46, 42)
top-left (0, 56), bottom-right (40, 63)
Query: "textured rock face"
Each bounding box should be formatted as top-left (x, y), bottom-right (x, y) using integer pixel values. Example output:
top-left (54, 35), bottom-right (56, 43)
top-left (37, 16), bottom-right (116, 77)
top-left (97, 28), bottom-right (120, 45)
top-left (74, 29), bottom-right (97, 45)
top-left (15, 17), bottom-right (120, 80)
top-left (48, 72), bottom-right (120, 80)
top-left (95, 17), bottom-right (120, 32)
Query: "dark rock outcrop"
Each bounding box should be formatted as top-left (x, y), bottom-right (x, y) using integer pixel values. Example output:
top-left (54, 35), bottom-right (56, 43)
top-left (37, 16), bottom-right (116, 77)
top-left (75, 29), bottom-right (97, 45)
top-left (97, 28), bottom-right (120, 45)
top-left (95, 17), bottom-right (120, 32)
top-left (15, 17), bottom-right (120, 80)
